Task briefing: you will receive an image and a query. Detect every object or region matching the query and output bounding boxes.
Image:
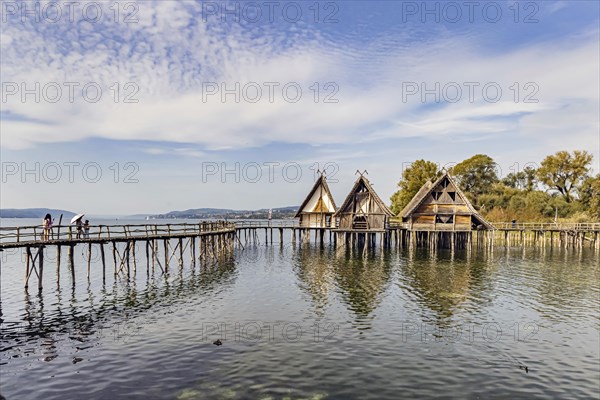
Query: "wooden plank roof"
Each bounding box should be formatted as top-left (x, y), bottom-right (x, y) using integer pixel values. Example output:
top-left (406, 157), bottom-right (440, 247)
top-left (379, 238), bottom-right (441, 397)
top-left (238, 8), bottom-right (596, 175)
top-left (333, 175), bottom-right (394, 217)
top-left (398, 172), bottom-right (494, 229)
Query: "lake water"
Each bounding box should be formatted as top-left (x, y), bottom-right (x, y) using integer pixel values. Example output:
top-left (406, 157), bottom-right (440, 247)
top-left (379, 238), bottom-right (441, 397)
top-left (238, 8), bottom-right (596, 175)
top-left (1, 219), bottom-right (599, 399)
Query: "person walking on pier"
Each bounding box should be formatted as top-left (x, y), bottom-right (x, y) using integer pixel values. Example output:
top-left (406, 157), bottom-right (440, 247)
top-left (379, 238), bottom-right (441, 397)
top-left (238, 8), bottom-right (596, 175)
top-left (42, 213), bottom-right (53, 241)
top-left (76, 218), bottom-right (84, 239)
top-left (83, 220), bottom-right (90, 239)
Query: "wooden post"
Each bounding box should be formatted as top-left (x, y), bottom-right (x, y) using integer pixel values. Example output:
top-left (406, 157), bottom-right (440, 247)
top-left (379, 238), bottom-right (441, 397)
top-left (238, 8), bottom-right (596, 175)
top-left (69, 245), bottom-right (75, 282)
top-left (38, 246), bottom-right (44, 291)
top-left (87, 242), bottom-right (92, 279)
top-left (164, 240), bottom-right (169, 272)
top-left (100, 243), bottom-right (106, 282)
top-left (178, 238), bottom-right (184, 266)
top-left (200, 237), bottom-right (205, 261)
top-left (25, 247), bottom-right (31, 288)
top-left (153, 239), bottom-right (157, 273)
top-left (125, 242), bottom-right (130, 277)
top-left (191, 237), bottom-right (196, 267)
top-left (131, 241), bottom-right (137, 274)
top-left (146, 240), bottom-right (150, 274)
top-left (56, 245), bottom-right (61, 277)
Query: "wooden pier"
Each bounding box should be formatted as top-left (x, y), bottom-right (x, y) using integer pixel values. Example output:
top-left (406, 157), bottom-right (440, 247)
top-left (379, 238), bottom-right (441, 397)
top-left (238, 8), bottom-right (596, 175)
top-left (0, 222), bottom-right (237, 290)
top-left (490, 222), bottom-right (600, 249)
top-left (1, 220), bottom-right (598, 291)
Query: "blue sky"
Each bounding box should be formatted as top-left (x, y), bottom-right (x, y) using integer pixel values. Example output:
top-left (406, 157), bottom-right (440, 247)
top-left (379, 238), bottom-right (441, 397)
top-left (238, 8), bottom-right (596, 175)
top-left (1, 0), bottom-right (599, 215)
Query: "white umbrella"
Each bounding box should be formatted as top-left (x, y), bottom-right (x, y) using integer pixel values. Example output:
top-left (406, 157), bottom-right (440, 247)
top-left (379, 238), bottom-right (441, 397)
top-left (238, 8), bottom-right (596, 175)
top-left (70, 214), bottom-right (85, 224)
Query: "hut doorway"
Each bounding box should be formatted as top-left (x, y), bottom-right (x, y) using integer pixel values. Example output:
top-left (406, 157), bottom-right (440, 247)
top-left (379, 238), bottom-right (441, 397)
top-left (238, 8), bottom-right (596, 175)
top-left (352, 215), bottom-right (368, 230)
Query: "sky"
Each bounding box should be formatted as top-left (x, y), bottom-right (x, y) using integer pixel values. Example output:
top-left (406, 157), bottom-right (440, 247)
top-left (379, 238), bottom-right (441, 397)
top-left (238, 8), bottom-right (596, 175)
top-left (1, 0), bottom-right (599, 215)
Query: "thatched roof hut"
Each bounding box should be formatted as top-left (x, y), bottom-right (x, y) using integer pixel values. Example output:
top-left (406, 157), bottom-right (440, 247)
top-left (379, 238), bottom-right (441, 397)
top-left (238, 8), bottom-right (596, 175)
top-left (334, 175), bottom-right (393, 231)
top-left (295, 174), bottom-right (337, 228)
top-left (399, 172), bottom-right (493, 231)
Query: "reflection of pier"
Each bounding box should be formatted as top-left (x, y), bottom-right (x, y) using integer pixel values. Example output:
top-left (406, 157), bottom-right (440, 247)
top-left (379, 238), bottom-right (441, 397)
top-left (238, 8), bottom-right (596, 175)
top-left (0, 257), bottom-right (238, 362)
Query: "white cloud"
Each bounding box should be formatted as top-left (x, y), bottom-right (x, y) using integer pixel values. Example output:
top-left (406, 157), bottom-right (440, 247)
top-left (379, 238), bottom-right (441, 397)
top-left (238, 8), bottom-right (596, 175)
top-left (0, 1), bottom-right (598, 169)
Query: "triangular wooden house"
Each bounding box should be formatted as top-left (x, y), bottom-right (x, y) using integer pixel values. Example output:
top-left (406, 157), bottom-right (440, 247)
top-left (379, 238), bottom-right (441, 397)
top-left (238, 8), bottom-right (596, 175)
top-left (334, 175), bottom-right (394, 231)
top-left (399, 172), bottom-right (493, 231)
top-left (295, 174), bottom-right (337, 228)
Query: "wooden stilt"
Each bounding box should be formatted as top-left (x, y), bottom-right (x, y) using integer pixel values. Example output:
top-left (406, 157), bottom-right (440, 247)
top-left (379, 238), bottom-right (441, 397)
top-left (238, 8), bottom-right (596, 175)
top-left (179, 238), bottom-right (184, 267)
top-left (25, 247), bottom-right (30, 288)
top-left (164, 240), bottom-right (169, 272)
top-left (38, 246), bottom-right (44, 291)
top-left (125, 242), bottom-right (130, 277)
top-left (145, 240), bottom-right (150, 274)
top-left (112, 242), bottom-right (117, 275)
top-left (69, 245), bottom-right (75, 283)
top-left (153, 239), bottom-right (157, 273)
top-left (100, 243), bottom-right (106, 282)
top-left (56, 245), bottom-right (61, 276)
top-left (87, 242), bottom-right (92, 279)
top-left (191, 237), bottom-right (196, 267)
top-left (132, 241), bottom-right (137, 274)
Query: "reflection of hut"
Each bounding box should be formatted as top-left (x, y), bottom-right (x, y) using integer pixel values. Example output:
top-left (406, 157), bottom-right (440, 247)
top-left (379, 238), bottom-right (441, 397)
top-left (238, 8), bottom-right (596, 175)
top-left (295, 174), bottom-right (337, 228)
top-left (332, 253), bottom-right (392, 322)
top-left (399, 172), bottom-right (493, 231)
top-left (334, 174), bottom-right (394, 231)
top-left (402, 253), bottom-right (473, 321)
top-left (294, 249), bottom-right (333, 315)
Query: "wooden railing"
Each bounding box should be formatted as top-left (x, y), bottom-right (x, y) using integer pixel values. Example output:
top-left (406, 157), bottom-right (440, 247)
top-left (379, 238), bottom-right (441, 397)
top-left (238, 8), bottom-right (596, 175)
top-left (491, 222), bottom-right (600, 231)
top-left (0, 222), bottom-right (235, 245)
top-left (3, 220), bottom-right (597, 245)
top-left (234, 220), bottom-right (299, 228)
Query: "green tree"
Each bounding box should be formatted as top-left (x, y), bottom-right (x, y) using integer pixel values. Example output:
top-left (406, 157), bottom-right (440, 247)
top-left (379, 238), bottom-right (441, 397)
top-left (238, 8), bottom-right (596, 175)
top-left (502, 167), bottom-right (537, 191)
top-left (390, 160), bottom-right (441, 214)
top-left (450, 154), bottom-right (499, 205)
top-left (580, 174), bottom-right (600, 220)
top-left (536, 150), bottom-right (593, 202)
top-left (502, 172), bottom-right (521, 189)
top-left (522, 166), bottom-right (538, 191)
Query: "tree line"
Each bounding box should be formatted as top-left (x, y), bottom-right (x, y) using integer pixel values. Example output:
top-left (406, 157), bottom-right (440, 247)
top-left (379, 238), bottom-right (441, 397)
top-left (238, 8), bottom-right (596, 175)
top-left (390, 150), bottom-right (600, 222)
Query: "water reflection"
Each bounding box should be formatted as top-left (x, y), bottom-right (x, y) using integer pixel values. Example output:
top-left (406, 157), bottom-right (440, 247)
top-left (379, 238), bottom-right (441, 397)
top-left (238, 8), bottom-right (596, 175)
top-left (332, 249), bottom-right (393, 323)
top-left (293, 246), bottom-right (334, 315)
top-left (502, 247), bottom-right (600, 326)
top-left (293, 244), bottom-right (393, 326)
top-left (1, 257), bottom-right (239, 364)
top-left (399, 248), bottom-right (492, 323)
top-left (2, 242), bottom-right (599, 400)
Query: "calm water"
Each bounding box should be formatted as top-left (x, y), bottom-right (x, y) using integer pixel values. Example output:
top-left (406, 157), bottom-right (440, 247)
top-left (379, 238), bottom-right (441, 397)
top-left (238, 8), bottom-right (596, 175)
top-left (1, 219), bottom-right (599, 399)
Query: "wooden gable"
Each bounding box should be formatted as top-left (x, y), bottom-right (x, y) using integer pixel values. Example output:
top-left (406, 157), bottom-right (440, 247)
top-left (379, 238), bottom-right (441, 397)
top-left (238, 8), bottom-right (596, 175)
top-left (335, 176), bottom-right (393, 217)
top-left (399, 172), bottom-right (494, 230)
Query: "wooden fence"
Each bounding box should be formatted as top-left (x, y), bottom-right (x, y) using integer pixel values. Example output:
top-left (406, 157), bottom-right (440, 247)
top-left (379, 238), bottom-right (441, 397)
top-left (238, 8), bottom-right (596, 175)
top-left (0, 222), bottom-right (235, 247)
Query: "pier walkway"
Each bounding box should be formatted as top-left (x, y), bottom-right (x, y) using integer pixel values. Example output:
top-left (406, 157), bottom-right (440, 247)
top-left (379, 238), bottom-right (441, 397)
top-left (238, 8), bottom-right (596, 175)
top-left (1, 220), bottom-right (598, 291)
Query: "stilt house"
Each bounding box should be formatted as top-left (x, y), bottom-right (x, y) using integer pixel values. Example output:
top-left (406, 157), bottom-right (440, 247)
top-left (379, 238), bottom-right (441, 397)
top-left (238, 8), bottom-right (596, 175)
top-left (295, 174), bottom-right (337, 228)
top-left (399, 172), bottom-right (493, 231)
top-left (334, 174), bottom-right (394, 231)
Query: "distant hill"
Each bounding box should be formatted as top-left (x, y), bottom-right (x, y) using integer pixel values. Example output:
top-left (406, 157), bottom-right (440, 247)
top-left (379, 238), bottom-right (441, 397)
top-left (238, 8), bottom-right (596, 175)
top-left (0, 208), bottom-right (76, 219)
top-left (151, 206), bottom-right (299, 220)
